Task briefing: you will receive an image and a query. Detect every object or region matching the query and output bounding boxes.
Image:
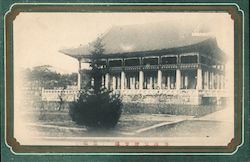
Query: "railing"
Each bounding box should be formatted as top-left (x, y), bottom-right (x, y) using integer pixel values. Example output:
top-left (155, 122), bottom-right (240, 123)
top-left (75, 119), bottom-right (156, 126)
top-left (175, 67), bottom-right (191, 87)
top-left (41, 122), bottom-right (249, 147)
top-left (109, 67), bottom-right (123, 72)
top-left (124, 66), bottom-right (141, 71)
top-left (180, 63), bottom-right (199, 69)
top-left (161, 64), bottom-right (178, 69)
top-left (107, 64), bottom-right (201, 72)
top-left (142, 65), bottom-right (158, 70)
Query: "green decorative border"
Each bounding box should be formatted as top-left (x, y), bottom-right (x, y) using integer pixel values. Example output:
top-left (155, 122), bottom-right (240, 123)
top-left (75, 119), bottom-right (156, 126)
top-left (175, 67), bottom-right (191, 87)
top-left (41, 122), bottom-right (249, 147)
top-left (1, 2), bottom-right (249, 161)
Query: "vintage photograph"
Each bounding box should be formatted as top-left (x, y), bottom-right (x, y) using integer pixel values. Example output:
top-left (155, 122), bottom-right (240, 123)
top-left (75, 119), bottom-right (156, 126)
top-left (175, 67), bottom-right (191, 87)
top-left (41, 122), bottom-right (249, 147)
top-left (13, 12), bottom-right (234, 146)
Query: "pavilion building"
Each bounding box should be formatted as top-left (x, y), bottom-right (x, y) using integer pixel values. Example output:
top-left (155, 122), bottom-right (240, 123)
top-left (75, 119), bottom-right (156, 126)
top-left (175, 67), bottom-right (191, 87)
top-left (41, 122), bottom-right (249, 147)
top-left (60, 22), bottom-right (227, 105)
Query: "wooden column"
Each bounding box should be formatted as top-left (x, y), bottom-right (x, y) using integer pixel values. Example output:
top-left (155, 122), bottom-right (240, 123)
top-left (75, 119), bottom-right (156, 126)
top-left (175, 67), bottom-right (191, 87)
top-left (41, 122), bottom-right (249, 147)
top-left (157, 69), bottom-right (162, 89)
top-left (149, 76), bottom-right (153, 89)
top-left (105, 73), bottom-right (110, 89)
top-left (102, 75), bottom-right (105, 88)
top-left (112, 76), bottom-right (116, 90)
top-left (176, 69), bottom-right (181, 90)
top-left (121, 71), bottom-right (125, 90)
top-left (184, 75), bottom-right (188, 89)
top-left (139, 71), bottom-right (144, 90)
top-left (117, 76), bottom-right (121, 89)
top-left (204, 71), bottom-right (208, 89)
top-left (167, 76), bottom-right (171, 89)
top-left (211, 72), bottom-right (214, 89)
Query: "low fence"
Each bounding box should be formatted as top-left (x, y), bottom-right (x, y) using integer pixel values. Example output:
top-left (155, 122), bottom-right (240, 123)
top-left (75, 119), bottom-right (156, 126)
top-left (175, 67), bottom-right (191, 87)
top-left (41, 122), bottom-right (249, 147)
top-left (41, 88), bottom-right (79, 102)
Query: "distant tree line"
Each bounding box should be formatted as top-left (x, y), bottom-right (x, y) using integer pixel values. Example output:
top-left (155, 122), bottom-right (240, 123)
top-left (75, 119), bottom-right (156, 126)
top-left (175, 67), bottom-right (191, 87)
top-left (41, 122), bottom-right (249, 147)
top-left (22, 65), bottom-right (78, 89)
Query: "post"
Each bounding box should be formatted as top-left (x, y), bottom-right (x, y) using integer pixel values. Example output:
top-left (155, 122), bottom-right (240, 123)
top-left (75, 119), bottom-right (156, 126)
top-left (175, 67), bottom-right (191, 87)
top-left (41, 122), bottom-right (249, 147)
top-left (157, 69), bottom-right (162, 89)
top-left (139, 71), bottom-right (144, 90)
top-left (77, 59), bottom-right (81, 90)
top-left (105, 73), bottom-right (110, 89)
top-left (121, 71), bottom-right (125, 90)
top-left (176, 69), bottom-right (181, 90)
top-left (197, 68), bottom-right (202, 90)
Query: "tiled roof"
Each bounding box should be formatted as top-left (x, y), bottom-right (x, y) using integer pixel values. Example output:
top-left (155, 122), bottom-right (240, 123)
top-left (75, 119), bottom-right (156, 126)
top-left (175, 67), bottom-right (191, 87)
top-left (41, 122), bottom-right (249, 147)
top-left (60, 21), bottom-right (222, 59)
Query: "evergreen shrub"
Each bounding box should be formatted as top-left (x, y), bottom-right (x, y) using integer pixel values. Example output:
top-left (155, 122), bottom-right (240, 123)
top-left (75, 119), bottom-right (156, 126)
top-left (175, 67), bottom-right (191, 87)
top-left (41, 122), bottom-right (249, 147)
top-left (69, 88), bottom-right (122, 128)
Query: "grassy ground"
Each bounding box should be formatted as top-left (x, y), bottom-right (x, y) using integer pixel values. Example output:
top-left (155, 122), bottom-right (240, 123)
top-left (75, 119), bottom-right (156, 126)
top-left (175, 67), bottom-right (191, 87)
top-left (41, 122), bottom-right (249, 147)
top-left (123, 102), bottom-right (225, 116)
top-left (37, 101), bottom-right (225, 116)
top-left (28, 111), bottom-right (190, 137)
top-left (23, 102), bottom-right (227, 138)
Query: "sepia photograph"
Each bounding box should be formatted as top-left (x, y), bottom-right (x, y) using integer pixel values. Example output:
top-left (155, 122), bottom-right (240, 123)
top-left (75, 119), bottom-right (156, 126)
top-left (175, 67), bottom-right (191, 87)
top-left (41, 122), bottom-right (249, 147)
top-left (12, 12), bottom-right (234, 147)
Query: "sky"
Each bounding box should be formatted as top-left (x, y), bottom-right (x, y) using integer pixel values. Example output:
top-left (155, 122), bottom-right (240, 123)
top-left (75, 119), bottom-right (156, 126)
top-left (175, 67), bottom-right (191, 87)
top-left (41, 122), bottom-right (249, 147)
top-left (13, 12), bottom-right (233, 74)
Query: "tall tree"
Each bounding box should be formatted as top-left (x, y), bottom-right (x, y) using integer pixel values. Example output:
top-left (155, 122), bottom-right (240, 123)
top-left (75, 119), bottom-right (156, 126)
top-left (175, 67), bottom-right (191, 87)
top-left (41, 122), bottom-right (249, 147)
top-left (69, 37), bottom-right (122, 128)
top-left (89, 37), bottom-right (105, 93)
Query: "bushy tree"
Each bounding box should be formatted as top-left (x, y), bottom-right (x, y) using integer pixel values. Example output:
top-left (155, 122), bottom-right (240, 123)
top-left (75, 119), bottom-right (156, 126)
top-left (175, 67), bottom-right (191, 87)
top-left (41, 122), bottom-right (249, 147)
top-left (69, 38), bottom-right (122, 128)
top-left (23, 65), bottom-right (77, 89)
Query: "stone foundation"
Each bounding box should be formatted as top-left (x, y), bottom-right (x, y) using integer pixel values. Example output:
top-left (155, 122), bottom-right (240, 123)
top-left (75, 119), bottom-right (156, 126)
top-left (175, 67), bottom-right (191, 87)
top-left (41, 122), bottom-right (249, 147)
top-left (122, 94), bottom-right (202, 105)
top-left (120, 89), bottom-right (227, 105)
